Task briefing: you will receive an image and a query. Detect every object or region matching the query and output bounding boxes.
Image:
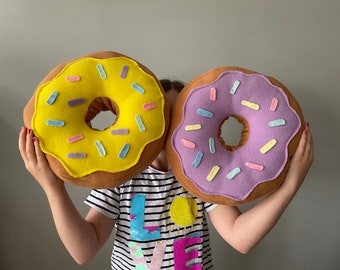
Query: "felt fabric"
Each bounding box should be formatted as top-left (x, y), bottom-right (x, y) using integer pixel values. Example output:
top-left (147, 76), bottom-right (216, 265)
top-left (166, 66), bottom-right (304, 205)
top-left (23, 51), bottom-right (170, 189)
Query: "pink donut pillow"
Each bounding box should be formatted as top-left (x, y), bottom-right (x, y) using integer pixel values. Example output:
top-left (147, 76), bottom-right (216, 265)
top-left (166, 66), bottom-right (304, 205)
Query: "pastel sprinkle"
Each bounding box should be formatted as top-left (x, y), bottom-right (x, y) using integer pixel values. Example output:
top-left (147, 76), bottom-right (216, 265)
top-left (185, 124), bottom-right (201, 131)
top-left (46, 119), bottom-right (65, 127)
top-left (46, 91), bottom-right (59, 105)
top-left (241, 100), bottom-right (260, 110)
top-left (270, 98), bottom-right (279, 111)
top-left (96, 64), bottom-right (107, 80)
top-left (269, 119), bottom-right (286, 127)
top-left (67, 153), bottom-right (86, 159)
top-left (207, 165), bottom-right (220, 182)
top-left (197, 108), bottom-right (214, 118)
top-left (111, 128), bottom-right (129, 135)
top-left (180, 139), bottom-right (196, 149)
top-left (120, 65), bottom-right (128, 78)
top-left (209, 137), bottom-right (215, 154)
top-left (227, 167), bottom-right (241, 180)
top-left (245, 162), bottom-right (264, 171)
top-left (230, 80), bottom-right (240, 94)
top-left (210, 87), bottom-right (216, 101)
top-left (67, 135), bottom-right (84, 143)
top-left (66, 76), bottom-right (80, 82)
top-left (131, 83), bottom-right (145, 94)
top-left (135, 114), bottom-right (146, 132)
top-left (119, 143), bottom-right (130, 159)
top-left (192, 151), bottom-right (204, 168)
top-left (68, 98), bottom-right (86, 107)
top-left (260, 139), bottom-right (277, 154)
top-left (142, 102), bottom-right (156, 110)
top-left (95, 140), bottom-right (106, 157)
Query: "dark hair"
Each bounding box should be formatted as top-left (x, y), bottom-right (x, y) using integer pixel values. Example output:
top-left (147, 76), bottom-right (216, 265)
top-left (160, 79), bottom-right (185, 93)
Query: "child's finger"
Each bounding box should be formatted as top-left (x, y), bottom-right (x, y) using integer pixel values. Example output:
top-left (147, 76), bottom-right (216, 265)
top-left (25, 128), bottom-right (37, 164)
top-left (33, 137), bottom-right (48, 165)
top-left (18, 126), bottom-right (28, 161)
top-left (294, 124), bottom-right (308, 158)
top-left (304, 124), bottom-right (314, 160)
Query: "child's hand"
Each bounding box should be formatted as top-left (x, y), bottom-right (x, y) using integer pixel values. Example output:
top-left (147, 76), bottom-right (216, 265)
top-left (18, 127), bottom-right (64, 192)
top-left (281, 122), bottom-right (314, 192)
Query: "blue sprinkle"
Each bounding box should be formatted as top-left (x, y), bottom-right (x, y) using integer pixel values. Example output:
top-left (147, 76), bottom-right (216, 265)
top-left (118, 143), bottom-right (130, 159)
top-left (192, 151), bottom-right (204, 168)
top-left (131, 83), bottom-right (145, 94)
top-left (197, 108), bottom-right (214, 118)
top-left (96, 64), bottom-right (107, 80)
top-left (46, 119), bottom-right (64, 127)
top-left (46, 91), bottom-right (59, 105)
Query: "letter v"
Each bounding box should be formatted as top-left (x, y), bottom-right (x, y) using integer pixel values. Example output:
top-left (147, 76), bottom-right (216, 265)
top-left (128, 241), bottom-right (167, 270)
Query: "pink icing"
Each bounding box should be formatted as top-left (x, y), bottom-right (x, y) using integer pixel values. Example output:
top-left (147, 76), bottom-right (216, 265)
top-left (171, 71), bottom-right (301, 201)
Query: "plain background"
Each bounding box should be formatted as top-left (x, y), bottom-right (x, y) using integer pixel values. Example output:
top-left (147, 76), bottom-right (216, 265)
top-left (1, 0), bottom-right (339, 269)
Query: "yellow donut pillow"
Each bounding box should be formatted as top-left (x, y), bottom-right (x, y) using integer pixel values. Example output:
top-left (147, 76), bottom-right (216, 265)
top-left (23, 51), bottom-right (170, 188)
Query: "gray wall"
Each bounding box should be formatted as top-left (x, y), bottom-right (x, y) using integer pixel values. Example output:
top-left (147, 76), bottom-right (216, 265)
top-left (1, 0), bottom-right (339, 269)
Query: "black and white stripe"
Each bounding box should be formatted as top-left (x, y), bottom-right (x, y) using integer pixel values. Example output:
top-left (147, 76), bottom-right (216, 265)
top-left (85, 167), bottom-right (215, 269)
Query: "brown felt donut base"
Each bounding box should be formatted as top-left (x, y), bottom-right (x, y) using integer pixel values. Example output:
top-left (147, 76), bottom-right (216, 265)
top-left (23, 51), bottom-right (170, 189)
top-left (166, 66), bottom-right (304, 205)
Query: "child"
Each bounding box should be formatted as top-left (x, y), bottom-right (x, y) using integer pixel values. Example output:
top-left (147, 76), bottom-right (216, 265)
top-left (18, 80), bottom-right (313, 269)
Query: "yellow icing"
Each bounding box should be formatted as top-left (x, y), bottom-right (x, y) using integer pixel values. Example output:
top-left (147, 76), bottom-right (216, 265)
top-left (32, 57), bottom-right (166, 177)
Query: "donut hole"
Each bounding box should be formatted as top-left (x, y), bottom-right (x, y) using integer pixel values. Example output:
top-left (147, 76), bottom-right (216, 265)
top-left (85, 97), bottom-right (118, 131)
top-left (219, 115), bottom-right (249, 152)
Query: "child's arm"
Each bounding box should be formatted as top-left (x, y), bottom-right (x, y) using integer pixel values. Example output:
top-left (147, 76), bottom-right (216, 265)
top-left (18, 127), bottom-right (115, 264)
top-left (208, 123), bottom-right (314, 254)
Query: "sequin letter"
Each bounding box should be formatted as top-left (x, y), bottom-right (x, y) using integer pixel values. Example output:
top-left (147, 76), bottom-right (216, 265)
top-left (174, 237), bottom-right (203, 270)
top-left (130, 194), bottom-right (160, 241)
top-left (128, 241), bottom-right (166, 270)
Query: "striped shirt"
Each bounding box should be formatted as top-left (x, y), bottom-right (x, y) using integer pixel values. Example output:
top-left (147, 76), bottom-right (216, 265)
top-left (85, 166), bottom-right (216, 269)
